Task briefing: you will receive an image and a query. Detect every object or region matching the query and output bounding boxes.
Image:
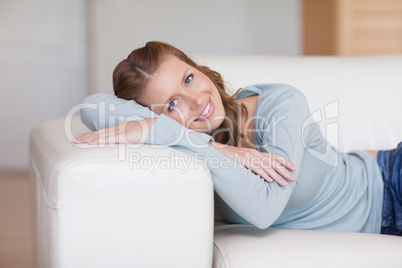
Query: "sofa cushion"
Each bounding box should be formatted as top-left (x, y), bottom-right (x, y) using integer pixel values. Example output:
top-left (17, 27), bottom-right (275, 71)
top-left (213, 224), bottom-right (402, 268)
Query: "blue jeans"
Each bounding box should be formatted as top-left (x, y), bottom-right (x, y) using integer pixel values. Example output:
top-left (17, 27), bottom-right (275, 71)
top-left (377, 142), bottom-right (402, 236)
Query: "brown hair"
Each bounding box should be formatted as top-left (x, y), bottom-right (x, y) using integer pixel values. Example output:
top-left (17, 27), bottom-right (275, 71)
top-left (113, 41), bottom-right (247, 146)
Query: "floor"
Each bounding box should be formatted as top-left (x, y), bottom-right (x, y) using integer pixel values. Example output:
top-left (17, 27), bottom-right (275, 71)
top-left (0, 172), bottom-right (35, 268)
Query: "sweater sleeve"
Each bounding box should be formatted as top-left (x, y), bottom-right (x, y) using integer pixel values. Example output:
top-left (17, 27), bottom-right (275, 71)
top-left (80, 93), bottom-right (158, 131)
top-left (251, 85), bottom-right (310, 225)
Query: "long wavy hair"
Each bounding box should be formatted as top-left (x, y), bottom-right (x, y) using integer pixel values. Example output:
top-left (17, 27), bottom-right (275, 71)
top-left (113, 41), bottom-right (247, 146)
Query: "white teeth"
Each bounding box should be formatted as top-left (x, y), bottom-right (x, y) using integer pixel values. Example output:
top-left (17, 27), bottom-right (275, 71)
top-left (197, 102), bottom-right (210, 121)
top-left (201, 103), bottom-right (210, 117)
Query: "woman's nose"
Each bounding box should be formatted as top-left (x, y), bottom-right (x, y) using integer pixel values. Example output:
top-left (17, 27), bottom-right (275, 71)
top-left (186, 93), bottom-right (203, 111)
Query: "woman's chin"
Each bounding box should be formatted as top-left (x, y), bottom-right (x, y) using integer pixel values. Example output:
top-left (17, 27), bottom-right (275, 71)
top-left (189, 117), bottom-right (223, 135)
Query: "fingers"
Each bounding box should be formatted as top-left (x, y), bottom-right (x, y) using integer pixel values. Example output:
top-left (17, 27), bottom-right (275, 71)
top-left (277, 166), bottom-right (297, 182)
top-left (270, 153), bottom-right (296, 171)
top-left (250, 167), bottom-right (273, 183)
top-left (251, 164), bottom-right (289, 186)
top-left (71, 120), bottom-right (150, 145)
top-left (266, 167), bottom-right (288, 186)
top-left (228, 148), bottom-right (297, 187)
top-left (257, 152), bottom-right (297, 186)
top-left (71, 132), bottom-right (99, 144)
top-left (71, 127), bottom-right (115, 144)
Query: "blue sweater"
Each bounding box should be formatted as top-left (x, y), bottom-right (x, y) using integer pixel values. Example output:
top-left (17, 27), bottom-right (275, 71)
top-left (80, 84), bottom-right (383, 233)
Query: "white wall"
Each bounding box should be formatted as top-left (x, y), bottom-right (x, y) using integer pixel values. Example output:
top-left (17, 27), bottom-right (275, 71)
top-left (0, 0), bottom-right (301, 170)
top-left (89, 0), bottom-right (302, 94)
top-left (0, 0), bottom-right (87, 170)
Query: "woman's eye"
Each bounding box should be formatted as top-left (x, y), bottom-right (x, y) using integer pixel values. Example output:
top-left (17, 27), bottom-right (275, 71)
top-left (168, 99), bottom-right (178, 111)
top-left (185, 74), bottom-right (193, 86)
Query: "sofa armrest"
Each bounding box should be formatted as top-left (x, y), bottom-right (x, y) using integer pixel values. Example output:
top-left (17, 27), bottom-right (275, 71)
top-left (30, 116), bottom-right (214, 268)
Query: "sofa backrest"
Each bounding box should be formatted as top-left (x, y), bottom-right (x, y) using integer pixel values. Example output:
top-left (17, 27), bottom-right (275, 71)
top-left (193, 55), bottom-right (402, 152)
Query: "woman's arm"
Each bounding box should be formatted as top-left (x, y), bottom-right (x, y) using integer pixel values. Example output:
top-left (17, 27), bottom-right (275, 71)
top-left (73, 118), bottom-right (156, 144)
top-left (210, 142), bottom-right (296, 186)
top-left (222, 84), bottom-right (310, 227)
top-left (74, 118), bottom-right (296, 187)
top-left (77, 93), bottom-right (296, 185)
top-left (80, 93), bottom-right (157, 131)
top-left (141, 112), bottom-right (301, 228)
top-left (76, 90), bottom-right (303, 229)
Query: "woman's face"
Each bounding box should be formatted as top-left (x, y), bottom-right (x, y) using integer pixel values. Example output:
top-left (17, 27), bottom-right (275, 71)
top-left (143, 55), bottom-right (225, 133)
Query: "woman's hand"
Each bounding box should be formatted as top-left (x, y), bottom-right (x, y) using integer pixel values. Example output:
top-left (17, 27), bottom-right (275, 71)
top-left (210, 142), bottom-right (296, 186)
top-left (72, 118), bottom-right (156, 144)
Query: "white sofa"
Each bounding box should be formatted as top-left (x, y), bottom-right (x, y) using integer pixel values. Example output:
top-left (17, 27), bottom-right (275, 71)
top-left (30, 54), bottom-right (402, 268)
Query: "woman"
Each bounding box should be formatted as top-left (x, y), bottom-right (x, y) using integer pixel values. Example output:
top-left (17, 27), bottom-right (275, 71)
top-left (73, 41), bottom-right (401, 235)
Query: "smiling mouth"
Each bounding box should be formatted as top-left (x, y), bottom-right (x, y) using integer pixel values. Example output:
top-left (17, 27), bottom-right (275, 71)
top-left (195, 98), bottom-right (212, 121)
